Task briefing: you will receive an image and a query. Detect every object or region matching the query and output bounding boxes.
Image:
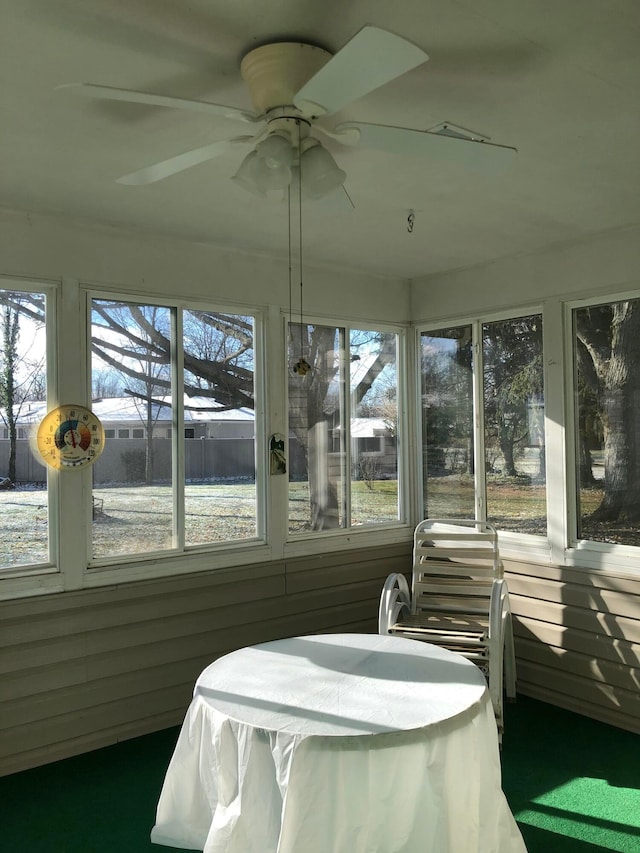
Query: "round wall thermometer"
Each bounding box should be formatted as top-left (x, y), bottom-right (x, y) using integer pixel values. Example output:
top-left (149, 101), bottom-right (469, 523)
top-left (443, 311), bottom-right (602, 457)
top-left (36, 404), bottom-right (106, 470)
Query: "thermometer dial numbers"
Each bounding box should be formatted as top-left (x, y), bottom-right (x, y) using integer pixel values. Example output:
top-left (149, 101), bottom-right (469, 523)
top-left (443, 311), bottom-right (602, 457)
top-left (36, 405), bottom-right (105, 470)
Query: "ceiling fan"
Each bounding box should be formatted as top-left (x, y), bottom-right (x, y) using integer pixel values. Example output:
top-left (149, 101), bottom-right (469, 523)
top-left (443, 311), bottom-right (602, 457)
top-left (58, 26), bottom-right (517, 199)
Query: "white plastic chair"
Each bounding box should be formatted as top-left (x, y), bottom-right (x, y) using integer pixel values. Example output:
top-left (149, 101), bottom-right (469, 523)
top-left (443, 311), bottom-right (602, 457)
top-left (379, 519), bottom-right (516, 737)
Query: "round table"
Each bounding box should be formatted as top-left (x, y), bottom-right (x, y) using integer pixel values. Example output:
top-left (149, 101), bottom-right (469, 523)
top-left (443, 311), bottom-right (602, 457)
top-left (151, 633), bottom-right (526, 853)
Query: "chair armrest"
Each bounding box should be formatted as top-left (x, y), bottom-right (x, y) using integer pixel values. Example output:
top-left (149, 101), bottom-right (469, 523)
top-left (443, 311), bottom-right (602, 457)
top-left (378, 572), bottom-right (411, 634)
top-left (489, 578), bottom-right (511, 640)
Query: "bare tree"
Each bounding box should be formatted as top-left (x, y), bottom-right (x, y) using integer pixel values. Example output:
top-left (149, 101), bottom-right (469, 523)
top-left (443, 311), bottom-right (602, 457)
top-left (92, 302), bottom-right (171, 483)
top-left (92, 367), bottom-right (124, 400)
top-left (0, 292), bottom-right (46, 484)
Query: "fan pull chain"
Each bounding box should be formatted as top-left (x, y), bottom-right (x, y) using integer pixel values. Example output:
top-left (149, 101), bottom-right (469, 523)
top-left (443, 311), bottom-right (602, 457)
top-left (288, 183), bottom-right (293, 343)
top-left (299, 119), bottom-right (304, 357)
top-left (292, 119), bottom-right (310, 376)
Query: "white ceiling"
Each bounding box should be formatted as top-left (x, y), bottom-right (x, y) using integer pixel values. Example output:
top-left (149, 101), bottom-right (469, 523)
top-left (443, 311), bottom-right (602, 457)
top-left (3, 0), bottom-right (640, 280)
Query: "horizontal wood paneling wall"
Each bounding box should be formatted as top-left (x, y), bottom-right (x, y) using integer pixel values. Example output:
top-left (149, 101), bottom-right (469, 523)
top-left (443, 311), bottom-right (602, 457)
top-left (0, 543), bottom-right (411, 776)
top-left (505, 558), bottom-right (640, 734)
top-left (3, 544), bottom-right (639, 776)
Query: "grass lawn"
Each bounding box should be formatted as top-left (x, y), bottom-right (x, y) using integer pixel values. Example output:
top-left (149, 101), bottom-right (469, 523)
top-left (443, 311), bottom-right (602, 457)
top-left (0, 487), bottom-right (49, 564)
top-left (288, 479), bottom-right (400, 532)
top-left (92, 482), bottom-right (259, 556)
top-left (1, 477), bottom-right (636, 567)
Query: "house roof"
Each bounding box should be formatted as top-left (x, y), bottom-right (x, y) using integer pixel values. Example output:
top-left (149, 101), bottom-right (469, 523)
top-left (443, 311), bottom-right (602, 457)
top-left (12, 399), bottom-right (255, 426)
top-left (339, 418), bottom-right (390, 438)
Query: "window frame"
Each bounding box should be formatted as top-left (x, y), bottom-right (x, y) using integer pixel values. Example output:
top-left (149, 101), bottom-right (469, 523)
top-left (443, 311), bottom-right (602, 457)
top-left (480, 310), bottom-right (548, 540)
top-left (417, 304), bottom-right (552, 563)
top-left (85, 287), bottom-right (269, 582)
top-left (283, 313), bottom-right (411, 547)
top-left (2, 282), bottom-right (414, 599)
top-left (417, 293), bottom-right (640, 577)
top-left (562, 290), bottom-right (640, 573)
top-left (0, 276), bottom-right (60, 598)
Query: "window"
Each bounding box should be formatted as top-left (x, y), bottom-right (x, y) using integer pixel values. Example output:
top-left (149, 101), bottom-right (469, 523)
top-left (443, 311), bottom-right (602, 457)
top-left (91, 298), bottom-right (258, 561)
top-left (0, 286), bottom-right (49, 571)
top-left (288, 322), bottom-right (401, 534)
top-left (104, 429), bottom-right (115, 439)
top-left (420, 314), bottom-right (546, 535)
top-left (420, 326), bottom-right (475, 518)
top-left (574, 298), bottom-right (640, 547)
top-left (483, 315), bottom-right (546, 535)
top-left (356, 436), bottom-right (383, 454)
top-left (182, 309), bottom-right (256, 546)
top-left (117, 428), bottom-right (130, 439)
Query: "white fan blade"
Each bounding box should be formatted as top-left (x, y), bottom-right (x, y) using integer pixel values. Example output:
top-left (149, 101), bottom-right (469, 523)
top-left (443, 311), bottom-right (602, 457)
top-left (117, 138), bottom-right (251, 185)
top-left (57, 83), bottom-right (260, 123)
top-left (294, 26), bottom-right (428, 116)
top-left (335, 121), bottom-right (517, 176)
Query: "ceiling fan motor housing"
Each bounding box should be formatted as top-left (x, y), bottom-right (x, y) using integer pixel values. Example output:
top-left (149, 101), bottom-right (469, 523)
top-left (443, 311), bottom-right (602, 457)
top-left (240, 42), bottom-right (332, 116)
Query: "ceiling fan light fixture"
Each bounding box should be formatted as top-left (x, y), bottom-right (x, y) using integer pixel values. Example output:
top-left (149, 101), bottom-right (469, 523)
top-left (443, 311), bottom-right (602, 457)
top-left (257, 132), bottom-right (293, 169)
top-left (251, 131), bottom-right (293, 191)
top-left (231, 150), bottom-right (267, 196)
top-left (300, 140), bottom-right (346, 199)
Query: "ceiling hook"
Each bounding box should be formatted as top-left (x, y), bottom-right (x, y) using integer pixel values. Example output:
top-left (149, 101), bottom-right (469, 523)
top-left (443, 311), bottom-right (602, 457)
top-left (407, 209), bottom-right (415, 234)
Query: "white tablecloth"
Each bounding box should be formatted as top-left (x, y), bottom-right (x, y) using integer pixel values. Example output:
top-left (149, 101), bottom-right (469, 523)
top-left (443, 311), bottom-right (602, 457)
top-left (151, 633), bottom-right (526, 853)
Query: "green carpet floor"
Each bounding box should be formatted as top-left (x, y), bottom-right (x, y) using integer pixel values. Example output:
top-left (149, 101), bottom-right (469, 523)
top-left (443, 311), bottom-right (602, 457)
top-left (501, 696), bottom-right (640, 852)
top-left (1, 695), bottom-right (638, 852)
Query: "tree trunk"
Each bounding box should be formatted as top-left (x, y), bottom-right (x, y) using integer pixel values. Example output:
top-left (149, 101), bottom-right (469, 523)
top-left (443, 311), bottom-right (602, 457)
top-left (289, 326), bottom-right (341, 530)
top-left (578, 441), bottom-right (595, 487)
top-left (500, 431), bottom-right (517, 476)
top-left (8, 421), bottom-right (17, 484)
top-left (289, 326), bottom-right (398, 530)
top-left (498, 416), bottom-right (519, 477)
top-left (585, 303), bottom-right (640, 522)
top-left (1, 306), bottom-right (19, 484)
top-left (306, 419), bottom-right (340, 529)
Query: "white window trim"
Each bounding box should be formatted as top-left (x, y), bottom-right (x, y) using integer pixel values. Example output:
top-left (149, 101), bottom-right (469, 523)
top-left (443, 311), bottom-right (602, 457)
top-left (84, 288), bottom-right (267, 576)
top-left (418, 305), bottom-right (555, 562)
top-left (3, 282), bottom-right (416, 600)
top-left (283, 313), bottom-right (412, 551)
top-left (560, 289), bottom-right (640, 574)
top-left (0, 277), bottom-right (62, 600)
top-left (417, 295), bottom-right (640, 576)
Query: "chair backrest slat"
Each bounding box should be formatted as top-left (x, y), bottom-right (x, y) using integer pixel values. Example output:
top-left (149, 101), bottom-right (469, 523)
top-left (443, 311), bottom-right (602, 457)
top-left (411, 519), bottom-right (502, 616)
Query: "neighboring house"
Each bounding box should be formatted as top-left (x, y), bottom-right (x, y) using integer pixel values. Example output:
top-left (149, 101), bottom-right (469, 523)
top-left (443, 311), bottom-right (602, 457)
top-left (1, 397), bottom-right (255, 441)
top-left (91, 396), bottom-right (256, 440)
top-left (1, 398), bottom-right (395, 482)
top-left (0, 397), bottom-right (257, 483)
top-left (336, 417), bottom-right (397, 478)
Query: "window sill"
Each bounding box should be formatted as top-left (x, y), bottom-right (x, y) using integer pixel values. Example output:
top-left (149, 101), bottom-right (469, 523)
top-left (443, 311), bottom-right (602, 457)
top-left (284, 523), bottom-right (413, 559)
